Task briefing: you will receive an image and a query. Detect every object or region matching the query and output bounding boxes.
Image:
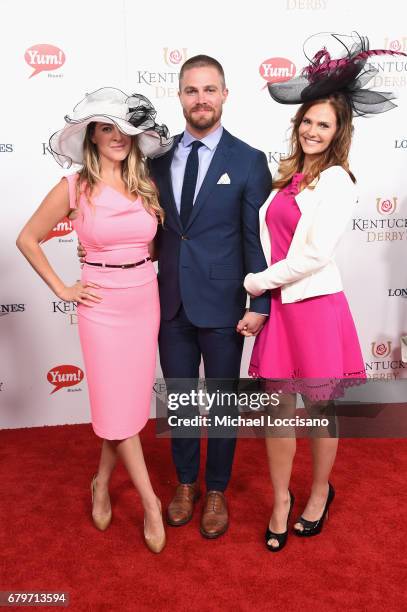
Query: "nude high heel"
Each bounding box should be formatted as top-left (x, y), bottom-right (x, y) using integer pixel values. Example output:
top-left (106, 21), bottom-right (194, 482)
top-left (144, 498), bottom-right (166, 554)
top-left (91, 475), bottom-right (112, 531)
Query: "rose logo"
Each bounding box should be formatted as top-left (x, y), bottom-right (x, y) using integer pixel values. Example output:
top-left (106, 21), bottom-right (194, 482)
top-left (371, 342), bottom-right (392, 358)
top-left (163, 47), bottom-right (187, 66)
top-left (390, 40), bottom-right (402, 52)
top-left (376, 197), bottom-right (397, 215)
top-left (169, 50), bottom-right (182, 64)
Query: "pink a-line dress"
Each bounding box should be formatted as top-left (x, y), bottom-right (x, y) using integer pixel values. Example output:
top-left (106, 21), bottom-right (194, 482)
top-left (65, 173), bottom-right (160, 439)
top-left (249, 173), bottom-right (366, 400)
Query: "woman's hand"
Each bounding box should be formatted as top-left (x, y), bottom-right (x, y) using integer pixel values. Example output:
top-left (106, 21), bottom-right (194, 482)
top-left (57, 281), bottom-right (102, 306)
top-left (77, 241), bottom-right (87, 263)
top-left (236, 312), bottom-right (267, 336)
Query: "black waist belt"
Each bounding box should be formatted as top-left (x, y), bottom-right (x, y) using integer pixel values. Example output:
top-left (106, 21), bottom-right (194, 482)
top-left (84, 257), bottom-right (151, 269)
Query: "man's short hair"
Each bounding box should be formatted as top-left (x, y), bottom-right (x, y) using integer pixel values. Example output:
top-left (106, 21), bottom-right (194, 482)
top-left (179, 55), bottom-right (226, 89)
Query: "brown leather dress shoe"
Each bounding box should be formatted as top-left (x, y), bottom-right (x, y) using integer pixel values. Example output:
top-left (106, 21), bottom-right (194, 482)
top-left (166, 483), bottom-right (200, 526)
top-left (200, 491), bottom-right (229, 539)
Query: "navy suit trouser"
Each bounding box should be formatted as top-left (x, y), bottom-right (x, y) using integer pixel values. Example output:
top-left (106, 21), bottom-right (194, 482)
top-left (158, 305), bottom-right (244, 491)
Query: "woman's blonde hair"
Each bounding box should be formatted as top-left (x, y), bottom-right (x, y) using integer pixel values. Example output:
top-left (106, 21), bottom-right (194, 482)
top-left (273, 92), bottom-right (356, 190)
top-left (76, 122), bottom-right (164, 223)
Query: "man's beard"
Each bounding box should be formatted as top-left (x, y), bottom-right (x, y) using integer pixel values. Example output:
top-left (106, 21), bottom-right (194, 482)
top-left (183, 105), bottom-right (222, 131)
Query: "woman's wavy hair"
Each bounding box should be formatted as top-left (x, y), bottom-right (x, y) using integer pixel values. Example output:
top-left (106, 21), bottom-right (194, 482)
top-left (76, 122), bottom-right (164, 223)
top-left (273, 92), bottom-right (356, 190)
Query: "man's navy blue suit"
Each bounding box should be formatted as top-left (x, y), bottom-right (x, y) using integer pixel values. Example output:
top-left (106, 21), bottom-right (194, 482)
top-left (150, 128), bottom-right (272, 491)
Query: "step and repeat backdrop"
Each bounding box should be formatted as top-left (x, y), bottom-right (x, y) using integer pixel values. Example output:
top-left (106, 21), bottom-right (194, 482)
top-left (1, 0), bottom-right (406, 429)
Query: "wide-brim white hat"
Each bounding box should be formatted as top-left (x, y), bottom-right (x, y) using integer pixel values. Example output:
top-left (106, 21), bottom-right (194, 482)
top-left (49, 87), bottom-right (173, 168)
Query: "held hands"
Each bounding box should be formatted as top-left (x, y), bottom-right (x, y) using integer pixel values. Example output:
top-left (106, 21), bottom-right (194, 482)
top-left (57, 281), bottom-right (102, 307)
top-left (236, 311), bottom-right (267, 337)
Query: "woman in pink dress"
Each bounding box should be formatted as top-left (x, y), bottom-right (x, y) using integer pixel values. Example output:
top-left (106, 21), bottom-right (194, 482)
top-left (244, 33), bottom-right (405, 552)
top-left (17, 88), bottom-right (172, 553)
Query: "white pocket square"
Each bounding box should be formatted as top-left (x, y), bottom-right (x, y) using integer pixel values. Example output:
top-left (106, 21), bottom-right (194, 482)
top-left (217, 173), bottom-right (231, 185)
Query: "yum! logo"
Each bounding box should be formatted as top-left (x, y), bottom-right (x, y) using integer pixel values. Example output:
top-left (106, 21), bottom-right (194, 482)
top-left (47, 365), bottom-right (84, 394)
top-left (25, 44), bottom-right (65, 78)
top-left (371, 341), bottom-right (392, 359)
top-left (376, 197), bottom-right (398, 215)
top-left (259, 57), bottom-right (296, 87)
top-left (41, 217), bottom-right (73, 243)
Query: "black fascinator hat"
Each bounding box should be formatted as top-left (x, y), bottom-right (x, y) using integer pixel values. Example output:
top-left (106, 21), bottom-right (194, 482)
top-left (268, 32), bottom-right (406, 116)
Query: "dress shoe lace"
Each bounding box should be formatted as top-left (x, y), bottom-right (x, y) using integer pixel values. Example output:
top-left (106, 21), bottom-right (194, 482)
top-left (206, 492), bottom-right (224, 513)
top-left (174, 484), bottom-right (195, 501)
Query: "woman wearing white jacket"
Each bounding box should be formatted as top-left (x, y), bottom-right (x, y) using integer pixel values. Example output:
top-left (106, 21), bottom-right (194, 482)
top-left (243, 32), bottom-right (404, 552)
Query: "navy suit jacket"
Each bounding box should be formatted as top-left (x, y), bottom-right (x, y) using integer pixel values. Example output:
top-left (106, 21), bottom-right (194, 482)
top-left (150, 128), bottom-right (272, 327)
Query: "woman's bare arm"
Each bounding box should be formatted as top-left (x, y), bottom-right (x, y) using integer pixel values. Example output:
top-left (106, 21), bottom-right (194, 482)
top-left (16, 179), bottom-right (101, 304)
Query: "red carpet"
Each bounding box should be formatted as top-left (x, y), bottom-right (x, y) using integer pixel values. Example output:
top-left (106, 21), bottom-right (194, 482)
top-left (1, 421), bottom-right (406, 611)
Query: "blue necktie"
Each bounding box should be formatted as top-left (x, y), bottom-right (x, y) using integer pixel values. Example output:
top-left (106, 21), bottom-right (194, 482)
top-left (180, 140), bottom-right (204, 228)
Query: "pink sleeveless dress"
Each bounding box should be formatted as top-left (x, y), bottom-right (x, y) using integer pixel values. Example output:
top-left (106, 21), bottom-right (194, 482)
top-left (65, 174), bottom-right (160, 439)
top-left (249, 173), bottom-right (366, 400)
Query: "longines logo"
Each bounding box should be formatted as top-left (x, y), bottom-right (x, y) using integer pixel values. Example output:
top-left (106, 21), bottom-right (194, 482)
top-left (41, 218), bottom-right (74, 243)
top-left (259, 58), bottom-right (296, 88)
top-left (0, 144), bottom-right (13, 152)
top-left (286, 0), bottom-right (327, 7)
top-left (52, 301), bottom-right (77, 325)
top-left (25, 44), bottom-right (65, 79)
top-left (388, 288), bottom-right (407, 297)
top-left (352, 196), bottom-right (406, 242)
top-left (365, 341), bottom-right (405, 379)
top-left (47, 365), bottom-right (84, 394)
top-left (395, 138), bottom-right (407, 149)
top-left (135, 47), bottom-right (188, 98)
top-left (0, 304), bottom-right (25, 317)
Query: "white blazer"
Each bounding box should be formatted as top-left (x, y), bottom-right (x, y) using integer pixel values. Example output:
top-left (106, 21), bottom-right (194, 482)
top-left (244, 165), bottom-right (358, 304)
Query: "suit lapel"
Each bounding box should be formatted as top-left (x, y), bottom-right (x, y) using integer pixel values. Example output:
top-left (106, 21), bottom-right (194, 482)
top-left (160, 134), bottom-right (183, 231)
top-left (185, 130), bottom-right (233, 231)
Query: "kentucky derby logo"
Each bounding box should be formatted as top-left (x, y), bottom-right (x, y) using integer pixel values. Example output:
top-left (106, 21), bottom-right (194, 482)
top-left (259, 58), bottom-right (296, 87)
top-left (47, 365), bottom-right (84, 394)
top-left (163, 48), bottom-right (187, 66)
top-left (371, 342), bottom-right (392, 359)
top-left (376, 197), bottom-right (398, 215)
top-left (52, 300), bottom-right (78, 326)
top-left (25, 44), bottom-right (65, 78)
top-left (41, 217), bottom-right (73, 243)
